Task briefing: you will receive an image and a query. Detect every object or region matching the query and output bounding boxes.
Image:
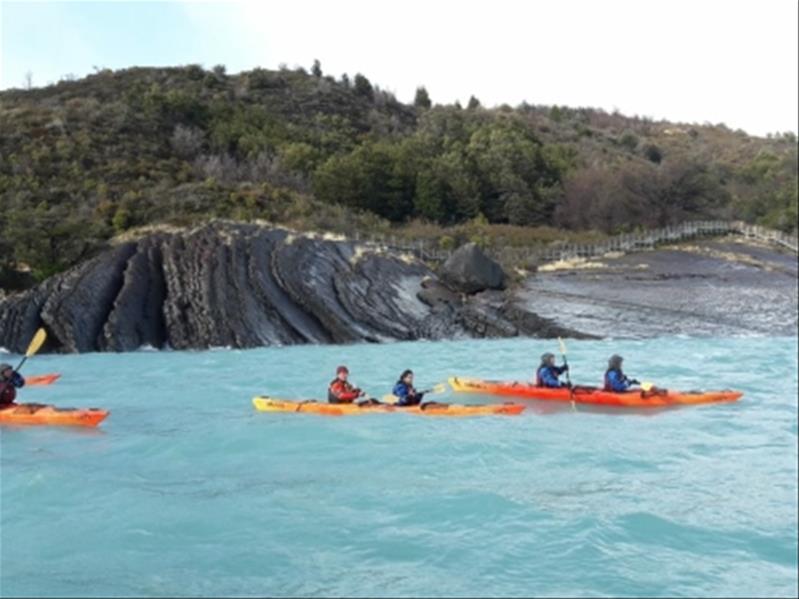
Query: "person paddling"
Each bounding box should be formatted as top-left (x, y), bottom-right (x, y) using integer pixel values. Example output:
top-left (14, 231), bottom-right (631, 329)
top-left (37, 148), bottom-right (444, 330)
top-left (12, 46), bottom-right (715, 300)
top-left (535, 352), bottom-right (570, 388)
top-left (0, 363), bottom-right (25, 408)
top-left (603, 355), bottom-right (639, 392)
top-left (392, 369), bottom-right (425, 406)
top-left (328, 366), bottom-right (365, 404)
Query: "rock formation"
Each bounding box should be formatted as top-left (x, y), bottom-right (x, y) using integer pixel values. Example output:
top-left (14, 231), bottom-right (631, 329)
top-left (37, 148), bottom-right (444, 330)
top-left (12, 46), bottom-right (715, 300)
top-left (439, 242), bottom-right (506, 293)
top-left (0, 222), bottom-right (586, 353)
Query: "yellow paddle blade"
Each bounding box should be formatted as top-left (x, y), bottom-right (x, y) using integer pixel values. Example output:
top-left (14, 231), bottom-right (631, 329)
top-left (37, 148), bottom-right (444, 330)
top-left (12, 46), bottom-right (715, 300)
top-left (558, 336), bottom-right (567, 356)
top-left (641, 381), bottom-right (654, 392)
top-left (381, 394), bottom-right (399, 404)
top-left (430, 383), bottom-right (447, 395)
top-left (25, 328), bottom-right (47, 358)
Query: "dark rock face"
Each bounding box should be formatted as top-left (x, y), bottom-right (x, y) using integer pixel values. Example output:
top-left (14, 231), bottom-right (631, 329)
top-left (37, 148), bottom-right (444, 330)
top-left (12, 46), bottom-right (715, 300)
top-left (0, 223), bottom-right (588, 353)
top-left (439, 243), bottom-right (506, 293)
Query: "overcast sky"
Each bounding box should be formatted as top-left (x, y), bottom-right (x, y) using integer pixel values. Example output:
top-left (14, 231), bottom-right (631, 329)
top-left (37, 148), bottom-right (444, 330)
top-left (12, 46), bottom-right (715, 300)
top-left (2, 0), bottom-right (797, 136)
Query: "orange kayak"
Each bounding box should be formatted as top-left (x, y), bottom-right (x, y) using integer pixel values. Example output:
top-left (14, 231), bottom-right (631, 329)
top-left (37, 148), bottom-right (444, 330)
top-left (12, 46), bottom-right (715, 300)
top-left (252, 397), bottom-right (525, 417)
top-left (0, 403), bottom-right (109, 427)
top-left (448, 377), bottom-right (743, 408)
top-left (25, 373), bottom-right (61, 386)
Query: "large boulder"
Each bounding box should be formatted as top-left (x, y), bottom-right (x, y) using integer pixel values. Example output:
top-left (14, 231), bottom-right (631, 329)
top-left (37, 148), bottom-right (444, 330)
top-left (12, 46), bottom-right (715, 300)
top-left (439, 243), bottom-right (506, 293)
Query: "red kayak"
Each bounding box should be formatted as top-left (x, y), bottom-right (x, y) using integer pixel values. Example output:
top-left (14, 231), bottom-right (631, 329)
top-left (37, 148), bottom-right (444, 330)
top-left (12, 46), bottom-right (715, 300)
top-left (449, 377), bottom-right (743, 408)
top-left (25, 373), bottom-right (61, 386)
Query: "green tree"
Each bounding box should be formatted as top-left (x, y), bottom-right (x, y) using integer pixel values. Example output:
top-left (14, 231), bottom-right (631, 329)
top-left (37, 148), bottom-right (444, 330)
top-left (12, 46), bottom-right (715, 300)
top-left (353, 73), bottom-right (373, 100)
top-left (414, 86), bottom-right (431, 109)
top-left (313, 141), bottom-right (414, 220)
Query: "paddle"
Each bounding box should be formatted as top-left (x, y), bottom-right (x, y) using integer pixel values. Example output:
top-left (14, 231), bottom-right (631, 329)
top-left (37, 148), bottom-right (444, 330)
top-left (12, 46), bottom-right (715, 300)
top-left (381, 382), bottom-right (448, 405)
top-left (0, 328), bottom-right (47, 401)
top-left (557, 337), bottom-right (576, 411)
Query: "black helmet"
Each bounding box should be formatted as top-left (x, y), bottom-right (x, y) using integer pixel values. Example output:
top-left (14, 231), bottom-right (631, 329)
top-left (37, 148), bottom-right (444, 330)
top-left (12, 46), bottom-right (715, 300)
top-left (608, 354), bottom-right (623, 369)
top-left (540, 352), bottom-right (555, 364)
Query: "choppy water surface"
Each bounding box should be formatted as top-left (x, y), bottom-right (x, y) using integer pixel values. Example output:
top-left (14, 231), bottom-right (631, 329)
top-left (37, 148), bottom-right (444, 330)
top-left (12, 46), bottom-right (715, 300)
top-left (1, 336), bottom-right (797, 597)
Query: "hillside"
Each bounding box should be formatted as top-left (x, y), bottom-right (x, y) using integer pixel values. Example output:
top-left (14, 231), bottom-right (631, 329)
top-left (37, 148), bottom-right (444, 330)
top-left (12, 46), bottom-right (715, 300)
top-left (1, 63), bottom-right (796, 286)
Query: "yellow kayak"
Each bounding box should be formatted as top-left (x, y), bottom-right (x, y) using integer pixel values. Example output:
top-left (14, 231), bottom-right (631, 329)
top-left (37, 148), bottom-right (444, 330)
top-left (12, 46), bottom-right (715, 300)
top-left (252, 397), bottom-right (525, 417)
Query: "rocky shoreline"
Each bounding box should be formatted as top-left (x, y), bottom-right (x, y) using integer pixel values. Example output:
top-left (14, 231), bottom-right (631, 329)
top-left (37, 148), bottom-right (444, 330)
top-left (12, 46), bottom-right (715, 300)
top-left (519, 238), bottom-right (798, 338)
top-left (1, 223), bottom-right (795, 354)
top-left (0, 222), bottom-right (586, 354)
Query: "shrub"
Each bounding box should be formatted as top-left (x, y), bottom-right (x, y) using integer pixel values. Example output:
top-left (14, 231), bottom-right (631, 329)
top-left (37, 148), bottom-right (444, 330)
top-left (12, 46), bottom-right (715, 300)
top-left (643, 144), bottom-right (663, 163)
top-left (619, 130), bottom-right (639, 151)
top-left (170, 125), bottom-right (204, 158)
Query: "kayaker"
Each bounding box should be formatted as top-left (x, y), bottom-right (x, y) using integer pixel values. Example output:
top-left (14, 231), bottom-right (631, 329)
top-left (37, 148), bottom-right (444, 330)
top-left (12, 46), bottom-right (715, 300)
top-left (0, 363), bottom-right (25, 407)
top-left (328, 366), bottom-right (365, 404)
top-left (604, 355), bottom-right (640, 392)
top-left (392, 369), bottom-right (424, 406)
top-left (535, 352), bottom-right (570, 388)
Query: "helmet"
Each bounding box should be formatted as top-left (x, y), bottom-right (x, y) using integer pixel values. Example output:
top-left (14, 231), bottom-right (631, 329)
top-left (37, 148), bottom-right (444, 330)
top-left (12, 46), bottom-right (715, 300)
top-left (540, 352), bottom-right (555, 363)
top-left (608, 354), bottom-right (623, 369)
top-left (336, 365), bottom-right (349, 375)
top-left (0, 363), bottom-right (12, 372)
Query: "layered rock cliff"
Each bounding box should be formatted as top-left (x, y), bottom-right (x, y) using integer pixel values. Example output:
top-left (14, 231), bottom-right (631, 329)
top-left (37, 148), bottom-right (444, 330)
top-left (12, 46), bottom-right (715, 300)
top-left (0, 223), bottom-right (583, 353)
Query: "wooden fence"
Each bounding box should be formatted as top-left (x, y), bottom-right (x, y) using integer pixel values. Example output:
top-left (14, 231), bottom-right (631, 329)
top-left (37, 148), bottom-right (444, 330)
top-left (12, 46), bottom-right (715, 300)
top-left (353, 220), bottom-right (798, 265)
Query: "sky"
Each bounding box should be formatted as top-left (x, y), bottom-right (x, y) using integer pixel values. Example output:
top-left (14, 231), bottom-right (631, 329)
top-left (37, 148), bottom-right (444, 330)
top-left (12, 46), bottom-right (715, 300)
top-left (1, 0), bottom-right (797, 137)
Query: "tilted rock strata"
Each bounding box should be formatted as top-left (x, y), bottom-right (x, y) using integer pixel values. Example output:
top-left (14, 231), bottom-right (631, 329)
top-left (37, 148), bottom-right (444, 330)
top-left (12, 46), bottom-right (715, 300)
top-left (0, 223), bottom-right (586, 353)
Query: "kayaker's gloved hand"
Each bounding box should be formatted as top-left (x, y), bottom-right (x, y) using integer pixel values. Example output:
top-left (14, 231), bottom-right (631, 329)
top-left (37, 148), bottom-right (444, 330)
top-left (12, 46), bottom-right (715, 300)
top-left (629, 379), bottom-right (640, 385)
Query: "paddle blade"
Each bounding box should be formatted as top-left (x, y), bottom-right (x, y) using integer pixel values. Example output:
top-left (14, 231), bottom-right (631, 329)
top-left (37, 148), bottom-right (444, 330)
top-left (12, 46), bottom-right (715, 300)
top-left (25, 328), bottom-right (47, 358)
top-left (430, 383), bottom-right (447, 395)
top-left (558, 337), bottom-right (567, 356)
top-left (381, 394), bottom-right (399, 404)
top-left (641, 381), bottom-right (655, 392)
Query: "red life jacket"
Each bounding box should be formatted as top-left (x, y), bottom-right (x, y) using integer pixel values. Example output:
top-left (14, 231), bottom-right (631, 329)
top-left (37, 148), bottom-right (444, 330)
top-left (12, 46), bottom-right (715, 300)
top-left (328, 379), bottom-right (360, 403)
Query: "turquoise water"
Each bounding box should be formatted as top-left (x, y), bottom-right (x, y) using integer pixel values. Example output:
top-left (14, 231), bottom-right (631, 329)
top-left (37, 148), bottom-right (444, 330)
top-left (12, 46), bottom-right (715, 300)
top-left (1, 336), bottom-right (797, 598)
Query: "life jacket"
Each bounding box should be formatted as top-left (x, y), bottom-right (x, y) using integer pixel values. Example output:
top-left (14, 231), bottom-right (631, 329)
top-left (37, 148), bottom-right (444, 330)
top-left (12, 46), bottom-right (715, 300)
top-left (393, 381), bottom-right (422, 406)
top-left (536, 365), bottom-right (562, 388)
top-left (604, 368), bottom-right (627, 392)
top-left (328, 378), bottom-right (359, 403)
top-left (535, 365), bottom-right (552, 387)
top-left (0, 381), bottom-right (17, 406)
